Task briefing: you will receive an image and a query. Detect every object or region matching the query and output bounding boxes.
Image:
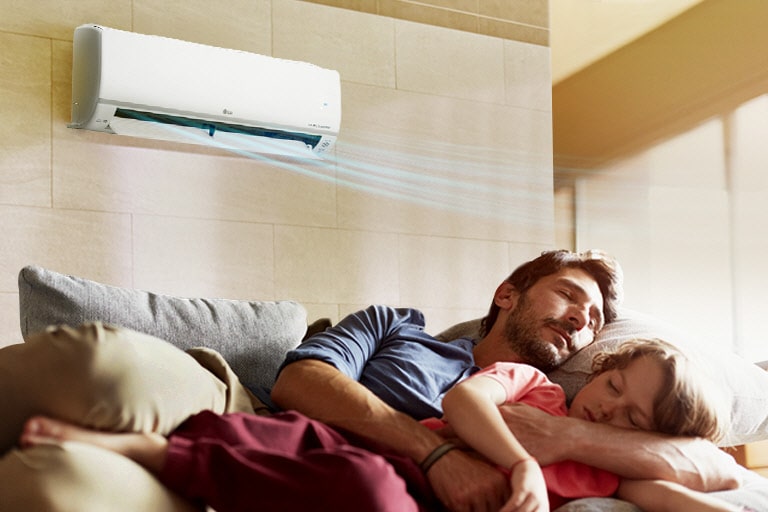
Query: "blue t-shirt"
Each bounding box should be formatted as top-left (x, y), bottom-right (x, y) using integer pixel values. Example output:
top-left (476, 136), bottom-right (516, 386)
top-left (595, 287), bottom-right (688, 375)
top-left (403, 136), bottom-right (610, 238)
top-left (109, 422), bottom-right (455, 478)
top-left (276, 305), bottom-right (480, 419)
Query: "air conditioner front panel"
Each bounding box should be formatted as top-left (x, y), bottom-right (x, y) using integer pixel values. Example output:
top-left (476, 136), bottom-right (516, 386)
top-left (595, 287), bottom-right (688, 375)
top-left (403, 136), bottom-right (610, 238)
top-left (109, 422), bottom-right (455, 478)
top-left (70, 24), bottom-right (341, 158)
top-left (94, 26), bottom-right (340, 133)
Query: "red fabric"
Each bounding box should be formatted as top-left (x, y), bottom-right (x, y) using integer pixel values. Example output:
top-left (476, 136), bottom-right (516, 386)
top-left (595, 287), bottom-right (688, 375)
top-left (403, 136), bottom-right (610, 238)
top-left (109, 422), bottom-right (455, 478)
top-left (159, 410), bottom-right (433, 512)
top-left (424, 363), bottom-right (620, 510)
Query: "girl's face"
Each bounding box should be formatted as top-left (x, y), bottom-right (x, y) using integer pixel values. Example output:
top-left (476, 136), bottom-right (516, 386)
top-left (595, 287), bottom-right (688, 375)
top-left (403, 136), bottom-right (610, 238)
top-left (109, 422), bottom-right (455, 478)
top-left (568, 355), bottom-right (665, 431)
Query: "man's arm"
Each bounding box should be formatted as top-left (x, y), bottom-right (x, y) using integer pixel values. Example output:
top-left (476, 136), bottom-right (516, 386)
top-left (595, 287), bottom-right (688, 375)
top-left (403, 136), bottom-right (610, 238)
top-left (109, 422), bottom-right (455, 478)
top-left (272, 358), bottom-right (433, 459)
top-left (271, 359), bottom-right (510, 511)
top-left (499, 403), bottom-right (741, 491)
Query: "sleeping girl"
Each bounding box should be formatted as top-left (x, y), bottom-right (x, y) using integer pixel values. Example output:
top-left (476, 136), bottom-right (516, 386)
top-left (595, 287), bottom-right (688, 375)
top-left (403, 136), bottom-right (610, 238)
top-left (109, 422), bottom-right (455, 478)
top-left (432, 337), bottom-right (743, 511)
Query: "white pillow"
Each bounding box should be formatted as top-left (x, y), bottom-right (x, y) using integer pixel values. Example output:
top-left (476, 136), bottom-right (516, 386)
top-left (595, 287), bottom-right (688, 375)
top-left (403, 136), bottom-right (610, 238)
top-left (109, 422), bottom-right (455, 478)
top-left (552, 309), bottom-right (768, 446)
top-left (436, 309), bottom-right (768, 447)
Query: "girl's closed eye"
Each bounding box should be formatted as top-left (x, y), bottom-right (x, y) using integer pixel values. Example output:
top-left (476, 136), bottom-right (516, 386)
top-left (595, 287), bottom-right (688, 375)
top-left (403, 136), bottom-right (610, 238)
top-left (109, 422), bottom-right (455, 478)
top-left (608, 377), bottom-right (620, 394)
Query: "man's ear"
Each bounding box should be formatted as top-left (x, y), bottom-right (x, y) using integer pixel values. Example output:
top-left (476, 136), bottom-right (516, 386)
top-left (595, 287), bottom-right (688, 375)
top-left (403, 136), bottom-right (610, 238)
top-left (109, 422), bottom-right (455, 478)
top-left (493, 281), bottom-right (519, 311)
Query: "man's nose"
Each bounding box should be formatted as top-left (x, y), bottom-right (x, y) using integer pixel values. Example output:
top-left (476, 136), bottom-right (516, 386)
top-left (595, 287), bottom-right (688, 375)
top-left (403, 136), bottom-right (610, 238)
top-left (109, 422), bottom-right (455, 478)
top-left (567, 303), bottom-right (589, 331)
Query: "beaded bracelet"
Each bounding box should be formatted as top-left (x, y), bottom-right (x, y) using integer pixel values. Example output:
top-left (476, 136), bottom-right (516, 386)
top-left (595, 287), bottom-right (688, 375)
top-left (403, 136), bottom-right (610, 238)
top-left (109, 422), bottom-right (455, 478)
top-left (419, 442), bottom-right (458, 474)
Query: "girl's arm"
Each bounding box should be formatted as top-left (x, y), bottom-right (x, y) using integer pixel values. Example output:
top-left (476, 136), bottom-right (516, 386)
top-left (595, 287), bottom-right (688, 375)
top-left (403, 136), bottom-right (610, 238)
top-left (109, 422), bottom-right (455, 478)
top-left (617, 479), bottom-right (744, 512)
top-left (442, 375), bottom-right (549, 511)
top-left (442, 375), bottom-right (529, 468)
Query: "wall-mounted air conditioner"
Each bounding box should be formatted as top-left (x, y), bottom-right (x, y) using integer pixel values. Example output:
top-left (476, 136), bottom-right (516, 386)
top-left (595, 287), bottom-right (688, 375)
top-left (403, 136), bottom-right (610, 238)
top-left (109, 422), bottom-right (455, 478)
top-left (69, 24), bottom-right (341, 159)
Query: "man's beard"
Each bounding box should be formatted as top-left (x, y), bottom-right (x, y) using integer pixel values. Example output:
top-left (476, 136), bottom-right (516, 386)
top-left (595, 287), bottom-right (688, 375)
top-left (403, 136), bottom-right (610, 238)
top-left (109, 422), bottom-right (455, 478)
top-left (502, 294), bottom-right (574, 373)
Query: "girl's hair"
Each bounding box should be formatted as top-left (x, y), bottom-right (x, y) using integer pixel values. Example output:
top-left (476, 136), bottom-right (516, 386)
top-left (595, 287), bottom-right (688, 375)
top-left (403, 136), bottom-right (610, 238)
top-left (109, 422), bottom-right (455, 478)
top-left (590, 338), bottom-right (727, 443)
top-left (480, 249), bottom-right (624, 337)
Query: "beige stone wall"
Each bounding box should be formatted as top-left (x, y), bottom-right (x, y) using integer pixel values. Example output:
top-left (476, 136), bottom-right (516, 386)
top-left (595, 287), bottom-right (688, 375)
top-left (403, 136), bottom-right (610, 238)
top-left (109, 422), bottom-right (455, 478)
top-left (570, 96), bottom-right (768, 364)
top-left (0, 0), bottom-right (553, 346)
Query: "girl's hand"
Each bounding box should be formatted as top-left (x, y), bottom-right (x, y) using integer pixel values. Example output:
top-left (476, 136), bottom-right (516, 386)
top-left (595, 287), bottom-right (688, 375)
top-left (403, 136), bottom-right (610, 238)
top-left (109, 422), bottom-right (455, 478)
top-left (500, 458), bottom-right (548, 512)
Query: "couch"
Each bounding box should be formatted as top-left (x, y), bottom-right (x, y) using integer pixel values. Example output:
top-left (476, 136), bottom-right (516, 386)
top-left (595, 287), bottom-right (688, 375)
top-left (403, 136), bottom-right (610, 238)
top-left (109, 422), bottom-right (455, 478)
top-left (1, 265), bottom-right (767, 511)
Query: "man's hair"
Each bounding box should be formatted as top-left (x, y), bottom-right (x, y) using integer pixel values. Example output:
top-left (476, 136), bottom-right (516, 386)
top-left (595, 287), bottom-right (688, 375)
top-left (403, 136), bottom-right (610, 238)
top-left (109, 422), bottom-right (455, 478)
top-left (590, 338), bottom-right (727, 442)
top-left (480, 249), bottom-right (624, 337)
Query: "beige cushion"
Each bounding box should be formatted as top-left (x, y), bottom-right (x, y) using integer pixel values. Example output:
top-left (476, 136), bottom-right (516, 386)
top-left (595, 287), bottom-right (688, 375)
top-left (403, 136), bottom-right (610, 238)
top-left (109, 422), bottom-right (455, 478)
top-left (0, 442), bottom-right (201, 512)
top-left (7, 266), bottom-right (307, 510)
top-left (0, 322), bottom-right (231, 455)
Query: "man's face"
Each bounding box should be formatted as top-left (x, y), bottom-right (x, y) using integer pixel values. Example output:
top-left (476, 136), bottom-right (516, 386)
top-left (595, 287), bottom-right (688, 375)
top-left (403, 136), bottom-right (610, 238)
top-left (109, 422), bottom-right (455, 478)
top-left (502, 268), bottom-right (605, 372)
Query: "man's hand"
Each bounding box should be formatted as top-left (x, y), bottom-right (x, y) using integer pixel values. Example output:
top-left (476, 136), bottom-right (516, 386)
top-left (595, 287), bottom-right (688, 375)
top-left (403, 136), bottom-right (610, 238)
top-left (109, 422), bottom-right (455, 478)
top-left (498, 403), bottom-right (742, 491)
top-left (497, 403), bottom-right (565, 465)
top-left (427, 449), bottom-right (510, 512)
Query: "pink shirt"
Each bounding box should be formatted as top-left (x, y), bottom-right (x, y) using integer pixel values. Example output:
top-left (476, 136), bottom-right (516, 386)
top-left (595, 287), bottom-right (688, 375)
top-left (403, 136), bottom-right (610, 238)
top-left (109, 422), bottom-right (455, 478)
top-left (423, 362), bottom-right (619, 509)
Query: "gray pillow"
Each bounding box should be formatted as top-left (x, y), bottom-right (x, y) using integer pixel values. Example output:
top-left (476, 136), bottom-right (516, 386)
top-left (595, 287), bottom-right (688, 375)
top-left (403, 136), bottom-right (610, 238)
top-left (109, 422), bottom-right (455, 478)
top-left (18, 265), bottom-right (307, 391)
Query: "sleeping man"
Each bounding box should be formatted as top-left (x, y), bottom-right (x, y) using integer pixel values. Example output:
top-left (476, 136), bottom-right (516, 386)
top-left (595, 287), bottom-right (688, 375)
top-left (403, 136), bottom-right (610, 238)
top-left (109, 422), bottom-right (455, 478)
top-left (271, 249), bottom-right (742, 510)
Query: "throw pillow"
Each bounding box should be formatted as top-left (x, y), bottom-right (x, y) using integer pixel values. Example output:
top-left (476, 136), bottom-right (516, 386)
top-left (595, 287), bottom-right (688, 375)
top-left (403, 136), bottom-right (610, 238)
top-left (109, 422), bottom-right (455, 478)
top-left (18, 265), bottom-right (307, 391)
